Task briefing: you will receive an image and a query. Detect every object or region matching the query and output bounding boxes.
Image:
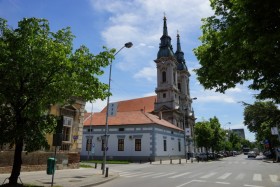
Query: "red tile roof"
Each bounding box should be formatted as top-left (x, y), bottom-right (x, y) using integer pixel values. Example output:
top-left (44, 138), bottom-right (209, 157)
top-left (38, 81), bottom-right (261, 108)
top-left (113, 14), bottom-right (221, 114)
top-left (84, 110), bottom-right (182, 131)
top-left (100, 95), bottom-right (156, 113)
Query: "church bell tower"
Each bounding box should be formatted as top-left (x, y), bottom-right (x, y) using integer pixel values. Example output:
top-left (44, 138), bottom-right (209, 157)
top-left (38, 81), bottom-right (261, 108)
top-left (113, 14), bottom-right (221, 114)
top-left (154, 15), bottom-right (196, 154)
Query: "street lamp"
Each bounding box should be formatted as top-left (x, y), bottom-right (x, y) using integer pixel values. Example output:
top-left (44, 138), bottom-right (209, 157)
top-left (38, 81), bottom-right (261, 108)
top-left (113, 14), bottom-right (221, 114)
top-left (103, 42), bottom-right (133, 175)
top-left (182, 97), bottom-right (197, 160)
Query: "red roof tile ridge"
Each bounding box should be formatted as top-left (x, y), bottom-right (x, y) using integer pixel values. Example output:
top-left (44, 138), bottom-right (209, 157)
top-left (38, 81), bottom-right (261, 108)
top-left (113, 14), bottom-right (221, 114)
top-left (142, 111), bottom-right (156, 123)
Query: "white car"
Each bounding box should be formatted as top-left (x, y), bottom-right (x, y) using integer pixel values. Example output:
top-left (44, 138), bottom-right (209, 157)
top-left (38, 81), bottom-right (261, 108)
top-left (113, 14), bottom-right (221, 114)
top-left (248, 151), bottom-right (257, 158)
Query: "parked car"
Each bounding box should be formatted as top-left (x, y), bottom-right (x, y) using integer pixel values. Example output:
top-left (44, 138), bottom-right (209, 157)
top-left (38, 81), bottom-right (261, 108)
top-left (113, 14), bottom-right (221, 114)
top-left (196, 153), bottom-right (207, 160)
top-left (248, 151), bottom-right (257, 158)
top-left (263, 150), bottom-right (272, 158)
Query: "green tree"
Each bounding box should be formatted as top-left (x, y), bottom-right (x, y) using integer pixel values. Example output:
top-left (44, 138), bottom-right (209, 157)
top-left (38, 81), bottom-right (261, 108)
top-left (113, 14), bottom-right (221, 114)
top-left (0, 18), bottom-right (115, 185)
top-left (195, 121), bottom-right (213, 155)
top-left (228, 131), bottom-right (241, 151)
top-left (243, 101), bottom-right (280, 149)
top-left (193, 0), bottom-right (280, 102)
top-left (209, 117), bottom-right (224, 153)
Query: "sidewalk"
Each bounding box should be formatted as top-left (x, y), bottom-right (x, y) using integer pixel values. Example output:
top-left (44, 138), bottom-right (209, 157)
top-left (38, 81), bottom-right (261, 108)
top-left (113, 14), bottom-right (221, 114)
top-left (0, 168), bottom-right (119, 187)
top-left (0, 159), bottom-right (195, 186)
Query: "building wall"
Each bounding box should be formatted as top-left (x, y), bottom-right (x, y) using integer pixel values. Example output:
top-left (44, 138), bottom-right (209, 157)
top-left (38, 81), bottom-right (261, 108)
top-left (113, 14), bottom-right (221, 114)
top-left (47, 97), bottom-right (86, 153)
top-left (81, 124), bottom-right (184, 161)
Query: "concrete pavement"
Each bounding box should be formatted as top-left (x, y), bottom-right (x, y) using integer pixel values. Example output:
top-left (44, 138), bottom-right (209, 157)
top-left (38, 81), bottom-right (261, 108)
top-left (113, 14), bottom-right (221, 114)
top-left (0, 168), bottom-right (119, 187)
top-left (0, 159), bottom-right (195, 187)
top-left (0, 157), bottom-right (276, 187)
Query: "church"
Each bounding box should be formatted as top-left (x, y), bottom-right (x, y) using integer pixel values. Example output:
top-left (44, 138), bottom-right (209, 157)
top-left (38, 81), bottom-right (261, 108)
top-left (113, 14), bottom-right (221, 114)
top-left (81, 16), bottom-right (196, 161)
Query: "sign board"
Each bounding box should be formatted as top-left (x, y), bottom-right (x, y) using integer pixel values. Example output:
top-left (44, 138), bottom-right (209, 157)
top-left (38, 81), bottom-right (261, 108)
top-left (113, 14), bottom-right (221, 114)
top-left (108, 102), bottom-right (118, 116)
top-left (52, 133), bottom-right (62, 146)
top-left (271, 127), bottom-right (279, 135)
top-left (185, 128), bottom-right (191, 136)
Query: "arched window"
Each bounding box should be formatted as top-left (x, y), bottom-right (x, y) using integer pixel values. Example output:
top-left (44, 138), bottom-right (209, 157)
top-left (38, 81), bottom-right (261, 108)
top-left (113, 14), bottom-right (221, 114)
top-left (162, 71), bottom-right (166, 82)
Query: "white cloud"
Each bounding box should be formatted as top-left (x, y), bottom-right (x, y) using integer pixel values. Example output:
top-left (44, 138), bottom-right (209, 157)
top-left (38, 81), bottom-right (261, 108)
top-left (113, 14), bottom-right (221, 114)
top-left (198, 94), bottom-right (236, 103)
top-left (91, 0), bottom-right (213, 73)
top-left (143, 92), bottom-right (156, 97)
top-left (227, 87), bottom-right (242, 93)
top-left (134, 62), bottom-right (156, 82)
top-left (85, 99), bottom-right (106, 113)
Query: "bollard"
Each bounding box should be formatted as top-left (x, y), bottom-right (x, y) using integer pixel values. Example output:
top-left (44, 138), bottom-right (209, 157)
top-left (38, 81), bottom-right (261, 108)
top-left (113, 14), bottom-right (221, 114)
top-left (160, 159), bottom-right (162, 164)
top-left (140, 160), bottom-right (142, 164)
top-left (191, 158), bottom-right (193, 163)
top-left (170, 159), bottom-right (172, 164)
top-left (105, 167), bottom-right (109, 177)
top-left (95, 163), bottom-right (97, 169)
top-left (179, 158), bottom-right (181, 164)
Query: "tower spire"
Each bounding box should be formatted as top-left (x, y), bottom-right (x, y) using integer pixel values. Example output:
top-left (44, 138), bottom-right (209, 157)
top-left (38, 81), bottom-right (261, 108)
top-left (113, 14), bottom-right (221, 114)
top-left (176, 31), bottom-right (182, 52)
top-left (163, 14), bottom-right (168, 36)
top-left (175, 31), bottom-right (187, 70)
top-left (156, 15), bottom-right (174, 59)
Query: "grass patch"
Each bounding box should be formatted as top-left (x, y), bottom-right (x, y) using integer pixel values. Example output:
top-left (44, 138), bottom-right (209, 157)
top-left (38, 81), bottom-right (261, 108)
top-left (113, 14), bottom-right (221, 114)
top-left (80, 163), bottom-right (93, 168)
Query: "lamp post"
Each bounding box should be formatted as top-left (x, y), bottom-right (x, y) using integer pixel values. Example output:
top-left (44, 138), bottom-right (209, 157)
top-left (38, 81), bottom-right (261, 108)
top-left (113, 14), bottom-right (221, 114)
top-left (182, 97), bottom-right (197, 160)
top-left (102, 42), bottom-right (133, 175)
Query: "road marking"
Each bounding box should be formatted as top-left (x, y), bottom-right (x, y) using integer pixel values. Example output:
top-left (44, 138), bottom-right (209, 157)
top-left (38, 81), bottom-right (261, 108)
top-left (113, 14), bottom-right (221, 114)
top-left (169, 172), bottom-right (191, 178)
top-left (188, 172), bottom-right (204, 178)
top-left (217, 172), bottom-right (232, 180)
top-left (244, 185), bottom-right (264, 187)
top-left (120, 171), bottom-right (154, 177)
top-left (140, 172), bottom-right (164, 178)
top-left (175, 180), bottom-right (206, 187)
top-left (253, 174), bottom-right (262, 181)
top-left (235, 173), bottom-right (245, 180)
top-left (216, 181), bottom-right (230, 184)
top-left (269, 175), bottom-right (278, 182)
top-left (152, 172), bottom-right (176, 178)
top-left (200, 172), bottom-right (217, 179)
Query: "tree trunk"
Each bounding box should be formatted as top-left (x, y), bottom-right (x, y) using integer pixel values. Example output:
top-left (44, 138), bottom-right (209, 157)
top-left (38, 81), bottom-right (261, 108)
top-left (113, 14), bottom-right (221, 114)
top-left (9, 138), bottom-right (23, 185)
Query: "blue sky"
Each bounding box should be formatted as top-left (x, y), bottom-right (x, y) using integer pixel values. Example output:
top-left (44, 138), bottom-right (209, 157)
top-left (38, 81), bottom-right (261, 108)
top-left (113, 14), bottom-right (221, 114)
top-left (0, 0), bottom-right (258, 141)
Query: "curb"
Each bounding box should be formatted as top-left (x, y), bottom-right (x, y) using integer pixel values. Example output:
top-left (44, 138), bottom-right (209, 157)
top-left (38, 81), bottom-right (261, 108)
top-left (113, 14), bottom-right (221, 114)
top-left (81, 173), bottom-right (120, 187)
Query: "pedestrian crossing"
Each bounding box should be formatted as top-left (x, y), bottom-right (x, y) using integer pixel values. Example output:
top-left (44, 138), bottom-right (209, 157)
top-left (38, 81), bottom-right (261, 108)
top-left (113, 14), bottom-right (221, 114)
top-left (116, 170), bottom-right (279, 183)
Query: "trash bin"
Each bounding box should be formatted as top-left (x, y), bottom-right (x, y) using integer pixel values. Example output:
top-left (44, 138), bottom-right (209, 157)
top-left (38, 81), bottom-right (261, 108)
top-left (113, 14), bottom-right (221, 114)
top-left (47, 157), bottom-right (56, 175)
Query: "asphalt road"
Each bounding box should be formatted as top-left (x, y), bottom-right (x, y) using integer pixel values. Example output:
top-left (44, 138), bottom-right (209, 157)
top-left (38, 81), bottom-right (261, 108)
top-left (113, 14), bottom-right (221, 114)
top-left (98, 154), bottom-right (280, 187)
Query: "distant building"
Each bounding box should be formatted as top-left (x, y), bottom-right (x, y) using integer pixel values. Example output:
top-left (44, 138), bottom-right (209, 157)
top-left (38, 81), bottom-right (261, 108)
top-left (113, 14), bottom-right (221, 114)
top-left (81, 16), bottom-right (196, 161)
top-left (232, 128), bottom-right (245, 139)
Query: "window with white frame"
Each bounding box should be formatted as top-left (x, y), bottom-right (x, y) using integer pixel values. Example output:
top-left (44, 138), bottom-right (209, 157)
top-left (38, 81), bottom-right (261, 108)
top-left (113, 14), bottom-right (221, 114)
top-left (62, 116), bottom-right (73, 142)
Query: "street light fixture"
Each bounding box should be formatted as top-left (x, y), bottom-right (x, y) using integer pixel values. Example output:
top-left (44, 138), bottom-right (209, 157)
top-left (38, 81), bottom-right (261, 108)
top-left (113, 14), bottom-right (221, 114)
top-left (103, 42), bottom-right (133, 175)
top-left (182, 97), bottom-right (197, 159)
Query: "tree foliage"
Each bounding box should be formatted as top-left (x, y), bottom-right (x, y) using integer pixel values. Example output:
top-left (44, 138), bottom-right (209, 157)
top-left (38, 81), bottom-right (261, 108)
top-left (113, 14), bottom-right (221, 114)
top-left (195, 120), bottom-right (213, 151)
top-left (243, 101), bottom-right (280, 146)
top-left (0, 17), bottom-right (115, 184)
top-left (209, 117), bottom-right (224, 152)
top-left (195, 116), bottom-right (248, 154)
top-left (193, 0), bottom-right (280, 102)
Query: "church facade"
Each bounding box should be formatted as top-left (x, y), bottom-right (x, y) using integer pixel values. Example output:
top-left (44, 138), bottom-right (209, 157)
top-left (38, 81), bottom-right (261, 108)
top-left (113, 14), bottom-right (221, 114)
top-left (81, 17), bottom-right (196, 161)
